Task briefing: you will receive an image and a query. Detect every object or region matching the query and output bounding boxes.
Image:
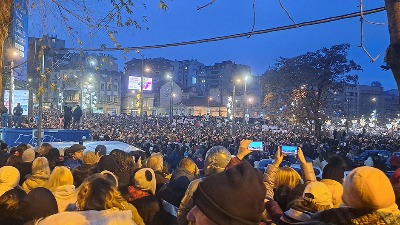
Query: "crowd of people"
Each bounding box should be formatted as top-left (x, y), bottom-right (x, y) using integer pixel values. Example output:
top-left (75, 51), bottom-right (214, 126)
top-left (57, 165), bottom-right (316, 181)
top-left (0, 109), bottom-right (400, 224)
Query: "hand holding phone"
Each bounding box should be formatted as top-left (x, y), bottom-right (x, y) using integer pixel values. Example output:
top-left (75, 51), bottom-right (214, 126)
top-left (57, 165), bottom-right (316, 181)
top-left (248, 141), bottom-right (264, 151)
top-left (281, 145), bottom-right (298, 155)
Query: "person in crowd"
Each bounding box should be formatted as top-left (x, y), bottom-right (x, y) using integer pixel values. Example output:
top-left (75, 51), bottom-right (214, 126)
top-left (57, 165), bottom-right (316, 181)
top-left (272, 166), bottom-right (303, 211)
top-left (64, 144), bottom-right (85, 170)
top-left (0, 166), bottom-right (20, 197)
top-left (146, 152), bottom-right (170, 193)
top-left (39, 143), bottom-right (53, 157)
top-left (313, 166), bottom-right (400, 224)
top-left (186, 161), bottom-right (266, 225)
top-left (390, 153), bottom-right (400, 171)
top-left (313, 154), bottom-right (327, 171)
top-left (45, 148), bottom-right (64, 170)
top-left (177, 145), bottom-right (232, 225)
top-left (0, 142), bottom-right (8, 167)
top-left (17, 148), bottom-right (37, 185)
top-left (97, 155), bottom-right (118, 173)
top-left (128, 168), bottom-right (174, 225)
top-left (0, 188), bottom-right (26, 225)
top-left (94, 144), bottom-right (107, 160)
top-left (72, 151), bottom-right (98, 187)
top-left (160, 157), bottom-right (199, 213)
top-left (264, 147), bottom-right (333, 224)
top-left (109, 149), bottom-right (136, 191)
top-left (364, 156), bottom-right (374, 167)
top-left (63, 103), bottom-right (72, 129)
top-left (320, 155), bottom-right (345, 208)
top-left (19, 187), bottom-right (58, 224)
top-left (37, 175), bottom-right (137, 225)
top-left (72, 105), bottom-right (83, 130)
top-left (44, 166), bottom-right (77, 212)
top-left (1, 104), bottom-right (8, 127)
top-left (22, 157), bottom-right (51, 193)
top-left (13, 103), bottom-right (23, 128)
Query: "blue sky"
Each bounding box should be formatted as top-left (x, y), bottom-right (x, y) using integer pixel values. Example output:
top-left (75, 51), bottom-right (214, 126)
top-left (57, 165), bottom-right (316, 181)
top-left (28, 0), bottom-right (396, 90)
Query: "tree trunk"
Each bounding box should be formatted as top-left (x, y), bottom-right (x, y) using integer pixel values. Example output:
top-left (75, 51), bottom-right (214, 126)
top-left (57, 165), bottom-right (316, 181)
top-left (385, 0), bottom-right (400, 109)
top-left (0, 0), bottom-right (13, 106)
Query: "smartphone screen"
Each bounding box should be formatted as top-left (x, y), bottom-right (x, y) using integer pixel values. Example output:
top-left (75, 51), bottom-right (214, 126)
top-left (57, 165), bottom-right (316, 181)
top-left (281, 145), bottom-right (298, 155)
top-left (249, 142), bottom-right (264, 151)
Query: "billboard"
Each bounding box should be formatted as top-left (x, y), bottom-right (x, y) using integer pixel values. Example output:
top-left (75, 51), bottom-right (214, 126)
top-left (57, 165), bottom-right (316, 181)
top-left (12, 0), bottom-right (29, 81)
top-left (128, 76), bottom-right (153, 91)
top-left (4, 90), bottom-right (29, 116)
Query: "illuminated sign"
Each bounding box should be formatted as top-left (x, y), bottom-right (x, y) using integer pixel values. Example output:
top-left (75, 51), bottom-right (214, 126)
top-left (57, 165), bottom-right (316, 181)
top-left (128, 76), bottom-right (153, 91)
top-left (4, 90), bottom-right (29, 116)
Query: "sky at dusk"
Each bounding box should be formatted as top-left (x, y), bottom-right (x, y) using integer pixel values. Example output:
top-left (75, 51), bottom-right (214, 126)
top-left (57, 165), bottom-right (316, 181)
top-left (27, 0), bottom-right (396, 90)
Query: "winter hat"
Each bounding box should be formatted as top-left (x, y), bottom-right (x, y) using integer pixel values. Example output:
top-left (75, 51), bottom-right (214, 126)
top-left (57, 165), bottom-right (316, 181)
top-left (342, 166), bottom-right (396, 210)
top-left (22, 148), bottom-right (36, 163)
top-left (322, 155), bottom-right (345, 183)
top-left (391, 168), bottom-right (400, 185)
top-left (98, 155), bottom-right (117, 173)
top-left (302, 182), bottom-right (333, 207)
top-left (146, 153), bottom-right (163, 172)
top-left (0, 166), bottom-right (20, 197)
top-left (94, 145), bottom-right (107, 156)
top-left (83, 151), bottom-right (97, 165)
top-left (20, 187), bottom-right (58, 221)
top-left (204, 146), bottom-right (232, 176)
top-left (193, 162), bottom-right (265, 225)
top-left (68, 144), bottom-right (86, 154)
top-left (134, 168), bottom-right (156, 195)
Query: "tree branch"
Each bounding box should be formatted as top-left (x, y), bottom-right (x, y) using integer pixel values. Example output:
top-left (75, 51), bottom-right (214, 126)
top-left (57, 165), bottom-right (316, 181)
top-left (197, 0), bottom-right (217, 10)
top-left (248, 0), bottom-right (257, 38)
top-left (278, 0), bottom-right (298, 27)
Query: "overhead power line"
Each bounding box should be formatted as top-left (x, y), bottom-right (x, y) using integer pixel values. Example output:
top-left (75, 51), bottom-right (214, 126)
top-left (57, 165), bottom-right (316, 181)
top-left (60, 7), bottom-right (386, 52)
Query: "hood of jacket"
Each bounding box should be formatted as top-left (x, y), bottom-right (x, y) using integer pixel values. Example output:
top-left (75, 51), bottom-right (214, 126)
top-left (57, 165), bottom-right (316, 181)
top-left (22, 174), bottom-right (49, 192)
top-left (321, 179), bottom-right (343, 208)
top-left (52, 184), bottom-right (76, 199)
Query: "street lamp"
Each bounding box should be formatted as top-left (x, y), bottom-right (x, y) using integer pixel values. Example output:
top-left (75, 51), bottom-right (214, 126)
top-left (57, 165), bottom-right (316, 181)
top-left (208, 97), bottom-right (212, 115)
top-left (244, 75), bottom-right (249, 124)
top-left (8, 51), bottom-right (19, 127)
top-left (136, 50), bottom-right (145, 135)
top-left (372, 97), bottom-right (377, 124)
top-left (167, 74), bottom-right (174, 122)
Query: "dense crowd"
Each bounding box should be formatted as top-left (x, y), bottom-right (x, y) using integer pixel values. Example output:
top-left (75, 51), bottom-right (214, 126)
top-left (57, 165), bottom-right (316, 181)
top-left (0, 110), bottom-right (400, 224)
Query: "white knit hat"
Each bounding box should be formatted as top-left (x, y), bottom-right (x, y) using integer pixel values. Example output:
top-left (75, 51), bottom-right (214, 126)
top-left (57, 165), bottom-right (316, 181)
top-left (22, 148), bottom-right (36, 163)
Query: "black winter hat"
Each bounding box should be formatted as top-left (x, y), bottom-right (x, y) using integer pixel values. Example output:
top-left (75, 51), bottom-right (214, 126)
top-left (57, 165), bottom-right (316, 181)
top-left (193, 162), bottom-right (265, 225)
top-left (98, 155), bottom-right (118, 173)
top-left (322, 155), bottom-right (345, 183)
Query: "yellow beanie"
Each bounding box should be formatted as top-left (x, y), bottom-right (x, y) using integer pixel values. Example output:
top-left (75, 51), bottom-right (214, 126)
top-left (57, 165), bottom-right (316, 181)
top-left (342, 166), bottom-right (395, 210)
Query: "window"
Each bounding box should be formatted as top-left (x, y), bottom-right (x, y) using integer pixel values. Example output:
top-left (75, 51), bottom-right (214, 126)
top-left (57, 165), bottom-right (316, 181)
top-left (100, 83), bottom-right (105, 91)
top-left (114, 95), bottom-right (118, 103)
top-left (107, 95), bottom-right (111, 103)
top-left (114, 84), bottom-right (118, 92)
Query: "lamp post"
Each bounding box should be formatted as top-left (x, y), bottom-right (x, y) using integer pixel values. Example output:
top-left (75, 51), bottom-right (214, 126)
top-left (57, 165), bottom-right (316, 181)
top-left (243, 76), bottom-right (248, 124)
top-left (8, 51), bottom-right (18, 127)
top-left (167, 74), bottom-right (174, 123)
top-left (208, 97), bottom-right (212, 115)
top-left (136, 50), bottom-right (145, 135)
top-left (372, 97), bottom-right (377, 124)
top-left (231, 84), bottom-right (236, 135)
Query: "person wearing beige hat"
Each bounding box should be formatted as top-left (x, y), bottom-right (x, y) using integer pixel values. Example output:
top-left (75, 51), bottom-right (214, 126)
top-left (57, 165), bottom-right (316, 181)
top-left (72, 151), bottom-right (98, 187)
top-left (15, 148), bottom-right (36, 185)
top-left (313, 166), bottom-right (400, 224)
